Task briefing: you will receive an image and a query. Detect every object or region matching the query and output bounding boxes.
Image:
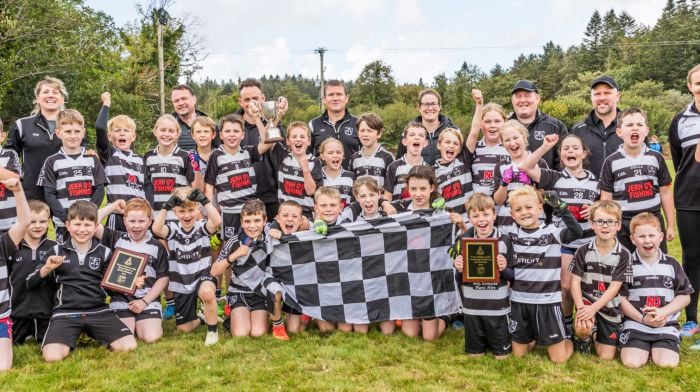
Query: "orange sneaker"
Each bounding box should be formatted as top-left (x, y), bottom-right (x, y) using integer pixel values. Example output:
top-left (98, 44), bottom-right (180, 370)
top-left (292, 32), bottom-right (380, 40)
top-left (395, 320), bottom-right (402, 327)
top-left (300, 314), bottom-right (312, 326)
top-left (272, 324), bottom-right (289, 341)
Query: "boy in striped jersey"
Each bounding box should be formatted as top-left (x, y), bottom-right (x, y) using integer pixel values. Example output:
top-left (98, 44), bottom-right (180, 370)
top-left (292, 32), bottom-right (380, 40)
top-left (95, 92), bottom-right (145, 231)
top-left (385, 122), bottom-right (427, 201)
top-left (570, 200), bottom-right (631, 359)
top-left (0, 178), bottom-right (30, 371)
top-left (435, 128), bottom-right (473, 214)
top-left (619, 213), bottom-right (692, 368)
top-left (599, 108), bottom-right (674, 253)
top-left (0, 118), bottom-right (22, 234)
top-left (350, 113), bottom-right (394, 188)
top-left (36, 109), bottom-right (107, 244)
top-left (452, 193), bottom-right (511, 358)
top-left (151, 187), bottom-right (221, 346)
top-left (97, 198), bottom-right (169, 343)
top-left (504, 186), bottom-right (582, 363)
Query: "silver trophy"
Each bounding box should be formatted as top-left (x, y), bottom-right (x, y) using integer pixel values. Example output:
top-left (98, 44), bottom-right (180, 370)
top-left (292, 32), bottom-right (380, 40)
top-left (260, 97), bottom-right (285, 144)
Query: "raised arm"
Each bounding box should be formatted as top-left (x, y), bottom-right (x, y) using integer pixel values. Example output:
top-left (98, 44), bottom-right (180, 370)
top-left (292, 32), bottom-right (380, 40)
top-left (5, 179), bottom-right (28, 245)
top-left (521, 134), bottom-right (559, 183)
top-left (95, 92), bottom-right (111, 165)
top-left (465, 89), bottom-right (484, 153)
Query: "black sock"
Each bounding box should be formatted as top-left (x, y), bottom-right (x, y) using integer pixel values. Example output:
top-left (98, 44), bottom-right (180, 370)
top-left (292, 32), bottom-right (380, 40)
top-left (272, 318), bottom-right (284, 327)
top-left (215, 288), bottom-right (221, 298)
top-left (207, 323), bottom-right (218, 333)
top-left (166, 299), bottom-right (175, 307)
top-left (564, 315), bottom-right (573, 325)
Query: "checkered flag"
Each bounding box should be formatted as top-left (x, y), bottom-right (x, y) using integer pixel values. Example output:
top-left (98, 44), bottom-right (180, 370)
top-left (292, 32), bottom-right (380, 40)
top-left (250, 212), bottom-right (460, 324)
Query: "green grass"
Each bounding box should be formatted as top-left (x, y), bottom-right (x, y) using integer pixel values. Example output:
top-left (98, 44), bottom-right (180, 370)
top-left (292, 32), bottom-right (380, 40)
top-left (2, 161), bottom-right (698, 390)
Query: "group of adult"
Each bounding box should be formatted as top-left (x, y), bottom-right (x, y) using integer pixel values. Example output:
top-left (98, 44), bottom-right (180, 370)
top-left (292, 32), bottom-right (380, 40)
top-left (5, 66), bottom-right (700, 328)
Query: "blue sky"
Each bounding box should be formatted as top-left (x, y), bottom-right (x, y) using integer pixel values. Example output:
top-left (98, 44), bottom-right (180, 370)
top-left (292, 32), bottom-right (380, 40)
top-left (84, 0), bottom-right (666, 83)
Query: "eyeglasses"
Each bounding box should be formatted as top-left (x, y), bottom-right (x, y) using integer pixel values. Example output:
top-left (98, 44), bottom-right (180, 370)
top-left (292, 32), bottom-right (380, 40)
top-left (592, 219), bottom-right (618, 227)
top-left (420, 102), bottom-right (439, 108)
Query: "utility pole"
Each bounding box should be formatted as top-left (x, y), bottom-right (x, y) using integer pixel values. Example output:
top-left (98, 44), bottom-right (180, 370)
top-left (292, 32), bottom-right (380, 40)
top-left (315, 47), bottom-right (326, 110)
top-left (157, 8), bottom-right (168, 116)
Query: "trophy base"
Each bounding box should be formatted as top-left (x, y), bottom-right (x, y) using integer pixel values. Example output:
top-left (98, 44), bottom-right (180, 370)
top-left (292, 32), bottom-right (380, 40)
top-left (265, 136), bottom-right (285, 144)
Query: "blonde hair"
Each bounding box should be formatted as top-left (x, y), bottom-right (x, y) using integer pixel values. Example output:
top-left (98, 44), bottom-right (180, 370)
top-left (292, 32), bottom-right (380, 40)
top-left (438, 127), bottom-right (463, 145)
top-left (319, 137), bottom-right (344, 156)
top-left (589, 200), bottom-right (622, 222)
top-left (482, 103), bottom-right (506, 120)
top-left (32, 76), bottom-right (68, 115)
top-left (465, 192), bottom-right (496, 215)
top-left (500, 119), bottom-right (529, 148)
top-left (287, 121), bottom-right (311, 139)
top-left (629, 212), bottom-right (662, 234)
top-left (153, 114), bottom-right (180, 133)
top-left (108, 115), bottom-right (136, 133)
top-left (688, 64), bottom-right (700, 84)
top-left (172, 186), bottom-right (198, 209)
top-left (507, 185), bottom-right (542, 206)
top-left (28, 200), bottom-right (50, 216)
top-left (58, 109), bottom-right (84, 128)
top-left (352, 176), bottom-right (382, 197)
top-left (314, 186), bottom-right (342, 203)
top-left (192, 116), bottom-right (217, 133)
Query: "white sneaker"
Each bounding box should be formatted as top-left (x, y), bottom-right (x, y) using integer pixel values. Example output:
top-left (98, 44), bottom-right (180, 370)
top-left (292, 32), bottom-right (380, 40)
top-left (205, 331), bottom-right (219, 346)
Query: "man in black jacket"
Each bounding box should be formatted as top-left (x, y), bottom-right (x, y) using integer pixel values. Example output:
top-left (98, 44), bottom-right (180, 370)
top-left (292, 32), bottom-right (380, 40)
top-left (309, 80), bottom-right (359, 169)
top-left (509, 80), bottom-right (568, 169)
top-left (171, 84), bottom-right (218, 151)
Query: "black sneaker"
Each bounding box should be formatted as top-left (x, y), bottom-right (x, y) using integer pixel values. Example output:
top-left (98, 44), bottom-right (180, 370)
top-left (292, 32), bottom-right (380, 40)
top-left (574, 336), bottom-right (593, 355)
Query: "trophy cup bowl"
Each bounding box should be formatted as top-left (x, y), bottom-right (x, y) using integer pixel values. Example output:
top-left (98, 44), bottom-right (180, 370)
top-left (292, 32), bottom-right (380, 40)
top-left (261, 100), bottom-right (285, 144)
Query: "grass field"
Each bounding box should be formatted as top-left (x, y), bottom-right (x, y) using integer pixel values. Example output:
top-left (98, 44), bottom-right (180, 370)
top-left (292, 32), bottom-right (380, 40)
top-left (2, 161), bottom-right (700, 391)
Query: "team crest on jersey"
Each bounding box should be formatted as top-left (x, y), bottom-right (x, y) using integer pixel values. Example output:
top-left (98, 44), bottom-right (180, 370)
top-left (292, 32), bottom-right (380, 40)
top-left (619, 330), bottom-right (630, 345)
top-left (225, 227), bottom-right (235, 238)
top-left (508, 319), bottom-right (518, 333)
top-left (534, 130), bottom-right (545, 141)
top-left (88, 257), bottom-right (101, 271)
top-left (39, 250), bottom-right (48, 260)
top-left (344, 127), bottom-right (353, 136)
top-left (664, 276), bottom-right (674, 289)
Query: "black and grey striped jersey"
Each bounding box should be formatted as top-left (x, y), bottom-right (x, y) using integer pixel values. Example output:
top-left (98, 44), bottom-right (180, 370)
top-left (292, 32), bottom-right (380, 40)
top-left (144, 146), bottom-right (195, 220)
top-left (164, 220), bottom-right (213, 294)
top-left (492, 158), bottom-right (548, 233)
top-left (100, 228), bottom-right (168, 303)
top-left (36, 148), bottom-right (107, 227)
top-left (569, 239), bottom-right (632, 323)
top-left (0, 148), bottom-right (21, 231)
top-left (386, 156), bottom-right (424, 201)
top-left (620, 250), bottom-right (693, 336)
top-left (599, 146), bottom-right (672, 220)
top-left (538, 168), bottom-right (599, 248)
top-left (103, 148), bottom-right (145, 203)
top-left (204, 146), bottom-right (261, 214)
top-left (275, 152), bottom-right (323, 213)
top-left (435, 150), bottom-right (473, 214)
top-left (350, 144), bottom-right (394, 188)
top-left (322, 167), bottom-right (355, 208)
top-left (0, 233), bottom-right (18, 318)
top-left (470, 139), bottom-right (509, 195)
top-left (669, 102), bottom-right (700, 211)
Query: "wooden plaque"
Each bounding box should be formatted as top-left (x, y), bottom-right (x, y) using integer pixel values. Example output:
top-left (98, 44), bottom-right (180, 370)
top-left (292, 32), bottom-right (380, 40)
top-left (101, 248), bottom-right (148, 295)
top-left (461, 238), bottom-right (499, 283)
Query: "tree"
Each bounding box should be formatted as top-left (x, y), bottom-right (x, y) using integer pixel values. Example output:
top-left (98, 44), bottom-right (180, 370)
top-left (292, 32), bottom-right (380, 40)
top-left (351, 60), bottom-right (396, 107)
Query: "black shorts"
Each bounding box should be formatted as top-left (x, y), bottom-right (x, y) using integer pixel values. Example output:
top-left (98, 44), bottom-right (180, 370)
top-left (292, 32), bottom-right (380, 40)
top-left (464, 314), bottom-right (512, 356)
top-left (115, 308), bottom-right (163, 321)
top-left (221, 212), bottom-right (241, 240)
top-left (173, 276), bottom-right (217, 326)
top-left (42, 311), bottom-right (133, 348)
top-left (594, 315), bottom-right (621, 346)
top-left (282, 303), bottom-right (302, 316)
top-left (619, 328), bottom-right (680, 354)
top-left (10, 317), bottom-right (50, 344)
top-left (510, 302), bottom-right (569, 346)
top-left (227, 292), bottom-right (267, 312)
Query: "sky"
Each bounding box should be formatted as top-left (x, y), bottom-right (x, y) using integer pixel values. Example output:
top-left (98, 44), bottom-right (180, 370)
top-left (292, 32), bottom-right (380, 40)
top-left (84, 0), bottom-right (667, 84)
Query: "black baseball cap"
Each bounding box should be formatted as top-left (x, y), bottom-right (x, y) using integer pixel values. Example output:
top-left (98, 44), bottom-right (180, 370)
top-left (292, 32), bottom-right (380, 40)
top-left (512, 80), bottom-right (538, 94)
top-left (591, 75), bottom-right (619, 90)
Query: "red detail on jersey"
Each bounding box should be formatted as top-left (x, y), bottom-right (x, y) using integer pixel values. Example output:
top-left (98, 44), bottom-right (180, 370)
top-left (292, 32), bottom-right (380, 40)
top-left (127, 174), bottom-right (138, 184)
top-left (66, 180), bottom-right (93, 199)
top-left (483, 170), bottom-right (493, 180)
top-left (568, 205), bottom-right (585, 222)
top-left (0, 183), bottom-right (6, 200)
top-left (645, 296), bottom-right (661, 308)
top-left (441, 181), bottom-right (462, 200)
top-left (583, 298), bottom-right (592, 306)
top-left (228, 173), bottom-right (252, 190)
top-left (399, 187), bottom-right (411, 201)
top-left (625, 180), bottom-right (654, 201)
top-left (597, 281), bottom-right (606, 292)
top-left (152, 178), bottom-right (176, 194)
top-left (282, 179), bottom-right (305, 197)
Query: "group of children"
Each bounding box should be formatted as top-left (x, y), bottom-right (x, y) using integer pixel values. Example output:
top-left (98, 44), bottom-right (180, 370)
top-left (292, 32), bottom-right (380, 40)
top-left (0, 78), bottom-right (694, 371)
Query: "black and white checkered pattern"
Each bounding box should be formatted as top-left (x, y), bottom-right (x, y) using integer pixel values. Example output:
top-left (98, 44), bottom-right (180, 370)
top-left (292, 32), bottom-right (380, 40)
top-left (237, 212), bottom-right (460, 324)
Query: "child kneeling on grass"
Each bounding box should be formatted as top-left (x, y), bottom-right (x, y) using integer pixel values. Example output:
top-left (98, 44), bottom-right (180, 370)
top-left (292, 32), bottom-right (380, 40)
top-left (569, 200), bottom-right (631, 359)
top-left (452, 193), bottom-right (511, 358)
top-left (503, 186), bottom-right (582, 364)
top-left (211, 199), bottom-right (289, 340)
top-left (151, 187), bottom-right (221, 346)
top-left (619, 212), bottom-right (692, 368)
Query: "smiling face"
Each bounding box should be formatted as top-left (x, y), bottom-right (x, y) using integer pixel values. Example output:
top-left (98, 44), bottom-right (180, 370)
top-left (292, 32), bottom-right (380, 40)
top-left (616, 112), bottom-right (649, 151)
top-left (173, 205), bottom-right (200, 231)
top-left (591, 84), bottom-right (620, 117)
top-left (468, 208), bottom-right (496, 237)
top-left (323, 85), bottom-right (349, 114)
top-left (171, 89), bottom-right (196, 117)
top-left (510, 194), bottom-right (542, 229)
top-left (591, 209), bottom-right (621, 243)
top-left (27, 210), bottom-right (50, 241)
top-left (314, 194), bottom-right (342, 224)
top-left (192, 123), bottom-right (215, 150)
top-left (358, 122), bottom-right (380, 149)
top-left (320, 140), bottom-right (344, 171)
top-left (36, 83), bottom-right (65, 113)
top-left (276, 204), bottom-right (303, 235)
top-left (631, 223), bottom-right (663, 260)
top-left (220, 120), bottom-right (244, 151)
top-left (438, 132), bottom-right (462, 163)
top-left (66, 217), bottom-right (97, 246)
top-left (511, 90), bottom-right (540, 121)
top-left (241, 212), bottom-right (266, 240)
top-left (124, 209), bottom-right (152, 242)
top-left (500, 127), bottom-right (527, 160)
top-left (559, 136), bottom-right (586, 170)
top-left (57, 122), bottom-right (85, 150)
top-left (408, 177), bottom-right (434, 210)
top-left (286, 126), bottom-right (310, 156)
top-left (482, 110), bottom-right (504, 144)
top-left (689, 69), bottom-right (700, 104)
top-left (418, 93), bottom-right (441, 122)
top-left (153, 118), bottom-right (180, 148)
top-left (402, 126), bottom-right (427, 157)
top-left (239, 86), bottom-right (265, 117)
top-left (355, 184), bottom-right (381, 217)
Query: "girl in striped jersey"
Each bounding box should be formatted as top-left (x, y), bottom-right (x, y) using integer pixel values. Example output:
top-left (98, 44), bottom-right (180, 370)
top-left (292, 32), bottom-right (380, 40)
top-left (350, 113), bottom-right (394, 189)
top-left (385, 122), bottom-right (427, 202)
top-left (619, 213), bottom-right (692, 368)
top-left (492, 120), bottom-right (548, 233)
top-left (503, 186), bottom-right (582, 363)
top-left (272, 122), bottom-right (323, 219)
top-left (435, 128), bottom-right (472, 214)
top-left (95, 93), bottom-right (145, 232)
top-left (521, 133), bottom-right (600, 331)
top-left (96, 198), bottom-right (169, 343)
top-left (465, 89), bottom-right (509, 196)
top-left (319, 138), bottom-right (355, 208)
